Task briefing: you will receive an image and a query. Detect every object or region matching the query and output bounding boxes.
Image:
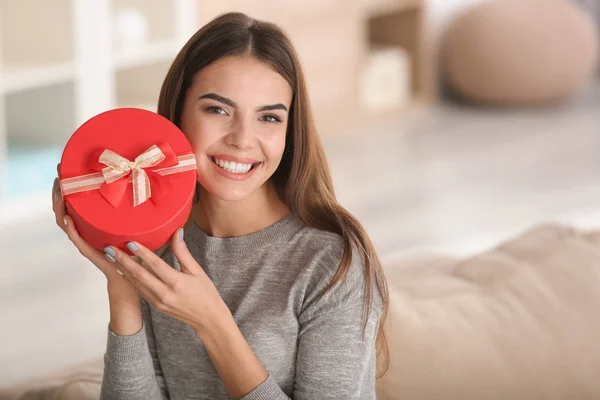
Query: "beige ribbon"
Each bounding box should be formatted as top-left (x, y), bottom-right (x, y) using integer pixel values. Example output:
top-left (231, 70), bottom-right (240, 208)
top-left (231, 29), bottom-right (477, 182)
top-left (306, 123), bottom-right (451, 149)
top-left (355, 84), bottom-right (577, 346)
top-left (59, 145), bottom-right (197, 207)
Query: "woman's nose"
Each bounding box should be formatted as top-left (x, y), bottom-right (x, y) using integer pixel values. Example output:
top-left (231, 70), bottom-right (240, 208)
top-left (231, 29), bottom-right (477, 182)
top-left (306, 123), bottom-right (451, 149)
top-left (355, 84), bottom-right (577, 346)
top-left (226, 116), bottom-right (255, 150)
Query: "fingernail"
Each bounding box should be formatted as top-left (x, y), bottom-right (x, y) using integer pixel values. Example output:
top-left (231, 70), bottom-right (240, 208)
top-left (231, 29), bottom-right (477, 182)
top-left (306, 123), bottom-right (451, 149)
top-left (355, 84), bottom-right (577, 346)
top-left (104, 246), bottom-right (116, 258)
top-left (105, 253), bottom-right (116, 263)
top-left (127, 242), bottom-right (138, 252)
top-left (63, 217), bottom-right (68, 226)
top-left (179, 228), bottom-right (184, 241)
top-left (116, 269), bottom-right (123, 276)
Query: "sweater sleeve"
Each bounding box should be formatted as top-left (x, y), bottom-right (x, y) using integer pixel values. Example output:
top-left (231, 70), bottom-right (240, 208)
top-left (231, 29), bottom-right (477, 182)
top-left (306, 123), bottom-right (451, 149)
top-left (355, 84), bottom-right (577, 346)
top-left (240, 246), bottom-right (383, 400)
top-left (100, 299), bottom-right (169, 400)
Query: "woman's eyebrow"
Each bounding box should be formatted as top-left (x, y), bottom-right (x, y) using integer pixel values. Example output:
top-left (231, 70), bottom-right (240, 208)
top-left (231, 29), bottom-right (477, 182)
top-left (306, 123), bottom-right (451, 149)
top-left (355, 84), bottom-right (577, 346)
top-left (198, 93), bottom-right (235, 107)
top-left (199, 93), bottom-right (288, 112)
top-left (257, 104), bottom-right (288, 112)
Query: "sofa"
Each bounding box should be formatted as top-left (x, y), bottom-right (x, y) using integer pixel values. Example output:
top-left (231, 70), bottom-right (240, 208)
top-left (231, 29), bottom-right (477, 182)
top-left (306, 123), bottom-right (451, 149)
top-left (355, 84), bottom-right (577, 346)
top-left (3, 223), bottom-right (600, 399)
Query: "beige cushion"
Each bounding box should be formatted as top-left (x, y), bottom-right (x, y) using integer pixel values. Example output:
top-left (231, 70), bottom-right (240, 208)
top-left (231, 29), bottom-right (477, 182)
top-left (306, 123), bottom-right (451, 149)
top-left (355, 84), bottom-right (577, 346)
top-left (442, 0), bottom-right (599, 106)
top-left (0, 359), bottom-right (103, 400)
top-left (378, 224), bottom-right (600, 400)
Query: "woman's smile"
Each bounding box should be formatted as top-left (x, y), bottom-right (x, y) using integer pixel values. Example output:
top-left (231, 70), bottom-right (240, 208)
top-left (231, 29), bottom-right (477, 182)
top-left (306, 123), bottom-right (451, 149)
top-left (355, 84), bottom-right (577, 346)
top-left (208, 154), bottom-right (262, 181)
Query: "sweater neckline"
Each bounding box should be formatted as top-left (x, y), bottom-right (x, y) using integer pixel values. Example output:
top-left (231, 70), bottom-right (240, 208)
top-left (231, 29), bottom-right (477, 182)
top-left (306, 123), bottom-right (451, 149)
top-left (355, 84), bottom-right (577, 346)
top-left (187, 213), bottom-right (302, 256)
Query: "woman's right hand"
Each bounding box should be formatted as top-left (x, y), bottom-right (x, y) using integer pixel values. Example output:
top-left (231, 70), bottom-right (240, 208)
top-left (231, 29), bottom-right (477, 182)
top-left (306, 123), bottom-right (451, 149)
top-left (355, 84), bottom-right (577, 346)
top-left (52, 165), bottom-right (142, 334)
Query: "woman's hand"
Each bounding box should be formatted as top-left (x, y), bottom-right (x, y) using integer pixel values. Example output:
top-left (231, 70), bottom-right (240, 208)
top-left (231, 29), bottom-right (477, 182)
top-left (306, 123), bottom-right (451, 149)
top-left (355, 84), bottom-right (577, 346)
top-left (103, 231), bottom-right (228, 336)
top-left (52, 166), bottom-right (139, 306)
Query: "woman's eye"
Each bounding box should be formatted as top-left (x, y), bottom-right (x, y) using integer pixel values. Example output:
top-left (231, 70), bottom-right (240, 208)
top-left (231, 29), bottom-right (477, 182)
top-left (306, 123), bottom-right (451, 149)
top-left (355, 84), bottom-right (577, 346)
top-left (260, 114), bottom-right (281, 123)
top-left (206, 106), bottom-right (228, 115)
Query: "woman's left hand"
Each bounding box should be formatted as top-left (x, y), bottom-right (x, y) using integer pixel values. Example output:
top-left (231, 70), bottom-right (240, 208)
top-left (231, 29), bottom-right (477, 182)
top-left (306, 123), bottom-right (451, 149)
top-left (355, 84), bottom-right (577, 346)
top-left (104, 229), bottom-right (227, 335)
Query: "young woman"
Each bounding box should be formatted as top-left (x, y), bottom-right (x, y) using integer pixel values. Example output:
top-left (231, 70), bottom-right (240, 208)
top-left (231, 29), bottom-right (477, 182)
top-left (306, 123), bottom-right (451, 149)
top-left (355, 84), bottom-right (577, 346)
top-left (52, 12), bottom-right (389, 400)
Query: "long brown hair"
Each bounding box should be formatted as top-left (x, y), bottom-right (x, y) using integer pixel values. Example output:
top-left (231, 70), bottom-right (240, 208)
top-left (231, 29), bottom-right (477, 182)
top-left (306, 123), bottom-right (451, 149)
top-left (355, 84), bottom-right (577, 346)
top-left (157, 12), bottom-right (389, 377)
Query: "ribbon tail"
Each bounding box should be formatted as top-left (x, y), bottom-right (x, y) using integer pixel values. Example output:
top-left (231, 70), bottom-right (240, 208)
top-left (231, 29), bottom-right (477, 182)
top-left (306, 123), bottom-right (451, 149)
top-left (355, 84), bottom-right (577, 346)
top-left (99, 178), bottom-right (128, 208)
top-left (147, 170), bottom-right (171, 205)
top-left (132, 168), bottom-right (151, 207)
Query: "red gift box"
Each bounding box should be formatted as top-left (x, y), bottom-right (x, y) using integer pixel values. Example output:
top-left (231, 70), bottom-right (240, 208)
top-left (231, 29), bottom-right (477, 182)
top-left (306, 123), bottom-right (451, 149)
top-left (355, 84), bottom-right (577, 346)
top-left (58, 108), bottom-right (197, 252)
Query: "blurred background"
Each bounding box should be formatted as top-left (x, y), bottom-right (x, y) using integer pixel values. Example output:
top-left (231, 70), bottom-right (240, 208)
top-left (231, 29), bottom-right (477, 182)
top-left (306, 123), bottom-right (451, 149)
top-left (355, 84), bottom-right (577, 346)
top-left (0, 0), bottom-right (599, 390)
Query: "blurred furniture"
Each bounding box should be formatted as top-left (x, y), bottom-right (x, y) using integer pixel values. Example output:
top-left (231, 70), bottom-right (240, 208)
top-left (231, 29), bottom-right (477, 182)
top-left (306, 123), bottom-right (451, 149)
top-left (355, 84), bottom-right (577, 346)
top-left (378, 223), bottom-right (600, 399)
top-left (0, 0), bottom-right (198, 226)
top-left (198, 0), bottom-right (434, 133)
top-left (0, 359), bottom-right (103, 400)
top-left (3, 223), bottom-right (600, 399)
top-left (441, 0), bottom-right (599, 106)
top-left (0, 0), bottom-right (434, 228)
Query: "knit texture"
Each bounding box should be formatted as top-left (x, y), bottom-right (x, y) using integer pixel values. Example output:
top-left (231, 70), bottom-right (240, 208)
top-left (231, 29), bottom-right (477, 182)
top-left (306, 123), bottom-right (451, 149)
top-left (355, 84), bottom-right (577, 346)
top-left (100, 214), bottom-right (382, 399)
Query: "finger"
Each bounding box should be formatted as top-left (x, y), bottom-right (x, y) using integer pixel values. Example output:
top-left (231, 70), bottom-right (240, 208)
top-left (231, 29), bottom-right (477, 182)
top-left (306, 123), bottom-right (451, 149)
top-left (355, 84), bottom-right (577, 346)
top-left (107, 245), bottom-right (170, 295)
top-left (124, 240), bottom-right (180, 286)
top-left (171, 228), bottom-right (203, 276)
top-left (104, 251), bottom-right (158, 301)
top-left (53, 174), bottom-right (120, 281)
top-left (54, 164), bottom-right (62, 209)
top-left (64, 215), bottom-right (121, 279)
top-left (52, 180), bottom-right (67, 230)
top-left (105, 259), bottom-right (160, 308)
top-left (52, 178), bottom-right (58, 210)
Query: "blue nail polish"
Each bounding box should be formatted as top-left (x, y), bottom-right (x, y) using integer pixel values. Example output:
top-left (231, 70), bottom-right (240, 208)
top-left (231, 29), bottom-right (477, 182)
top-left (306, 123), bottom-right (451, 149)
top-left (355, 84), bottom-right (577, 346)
top-left (127, 242), bottom-right (138, 252)
top-left (104, 247), bottom-right (116, 258)
top-left (105, 253), bottom-right (116, 263)
top-left (179, 229), bottom-right (184, 241)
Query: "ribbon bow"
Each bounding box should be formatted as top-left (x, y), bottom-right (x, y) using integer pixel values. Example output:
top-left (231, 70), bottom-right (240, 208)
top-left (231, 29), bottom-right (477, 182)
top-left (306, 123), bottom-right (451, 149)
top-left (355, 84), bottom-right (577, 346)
top-left (99, 145), bottom-right (166, 207)
top-left (59, 143), bottom-right (197, 208)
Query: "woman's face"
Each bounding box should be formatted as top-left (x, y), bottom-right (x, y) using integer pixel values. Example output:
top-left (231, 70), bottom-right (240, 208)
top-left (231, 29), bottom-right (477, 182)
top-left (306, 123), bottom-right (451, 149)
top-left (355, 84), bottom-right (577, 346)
top-left (180, 56), bottom-right (293, 202)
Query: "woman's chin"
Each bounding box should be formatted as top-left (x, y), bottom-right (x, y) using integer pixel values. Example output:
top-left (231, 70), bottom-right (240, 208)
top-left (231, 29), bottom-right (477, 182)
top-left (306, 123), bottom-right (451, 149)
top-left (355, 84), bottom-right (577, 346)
top-left (197, 165), bottom-right (273, 203)
top-left (198, 181), bottom-right (257, 203)
top-left (212, 191), bottom-right (253, 203)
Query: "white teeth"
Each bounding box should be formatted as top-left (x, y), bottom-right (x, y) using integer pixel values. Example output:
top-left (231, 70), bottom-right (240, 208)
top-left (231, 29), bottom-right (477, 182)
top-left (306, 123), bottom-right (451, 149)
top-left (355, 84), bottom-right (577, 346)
top-left (213, 158), bottom-right (253, 174)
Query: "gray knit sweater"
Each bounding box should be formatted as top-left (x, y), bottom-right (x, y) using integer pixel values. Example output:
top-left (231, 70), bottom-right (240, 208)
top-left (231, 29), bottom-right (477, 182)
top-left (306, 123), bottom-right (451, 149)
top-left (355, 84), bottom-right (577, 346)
top-left (100, 214), bottom-right (382, 399)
